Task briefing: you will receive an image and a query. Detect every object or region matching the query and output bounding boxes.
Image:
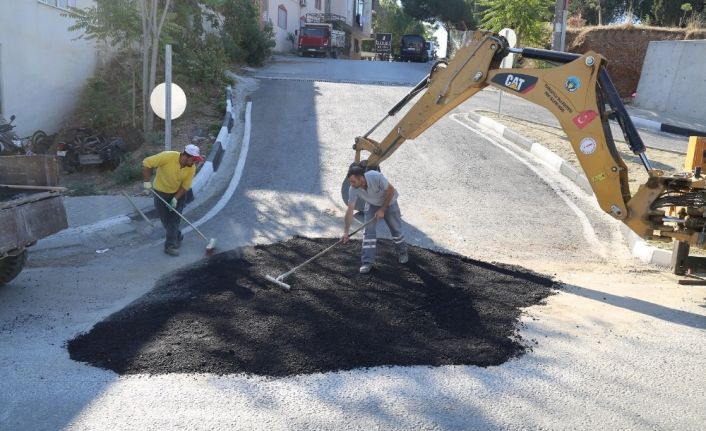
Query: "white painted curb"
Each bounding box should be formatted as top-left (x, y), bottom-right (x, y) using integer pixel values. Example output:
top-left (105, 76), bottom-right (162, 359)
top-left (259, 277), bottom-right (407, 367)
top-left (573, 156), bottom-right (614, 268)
top-left (466, 110), bottom-right (671, 267)
top-left (40, 86), bottom-right (238, 248)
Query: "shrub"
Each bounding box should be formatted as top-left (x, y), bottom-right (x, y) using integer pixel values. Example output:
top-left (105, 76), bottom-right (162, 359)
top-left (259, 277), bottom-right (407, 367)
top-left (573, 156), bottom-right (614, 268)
top-left (175, 33), bottom-right (228, 87)
top-left (222, 0), bottom-right (275, 66)
top-left (112, 155), bottom-right (143, 184)
top-left (73, 52), bottom-right (140, 133)
top-left (68, 182), bottom-right (99, 196)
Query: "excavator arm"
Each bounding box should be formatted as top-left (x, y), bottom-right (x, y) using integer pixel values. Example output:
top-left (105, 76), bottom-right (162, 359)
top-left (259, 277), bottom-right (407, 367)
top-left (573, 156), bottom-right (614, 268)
top-left (350, 30), bottom-right (706, 248)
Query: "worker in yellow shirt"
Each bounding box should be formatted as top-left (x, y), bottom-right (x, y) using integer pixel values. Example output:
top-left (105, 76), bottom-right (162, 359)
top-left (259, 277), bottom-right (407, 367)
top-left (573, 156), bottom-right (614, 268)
top-left (142, 144), bottom-right (204, 256)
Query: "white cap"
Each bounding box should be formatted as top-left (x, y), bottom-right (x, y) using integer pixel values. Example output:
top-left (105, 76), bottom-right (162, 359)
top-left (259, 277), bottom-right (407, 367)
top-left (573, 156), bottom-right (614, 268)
top-left (184, 144), bottom-right (204, 162)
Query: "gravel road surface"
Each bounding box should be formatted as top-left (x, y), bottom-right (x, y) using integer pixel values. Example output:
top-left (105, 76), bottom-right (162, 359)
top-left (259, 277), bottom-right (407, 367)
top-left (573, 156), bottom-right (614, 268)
top-left (1, 56), bottom-right (704, 430)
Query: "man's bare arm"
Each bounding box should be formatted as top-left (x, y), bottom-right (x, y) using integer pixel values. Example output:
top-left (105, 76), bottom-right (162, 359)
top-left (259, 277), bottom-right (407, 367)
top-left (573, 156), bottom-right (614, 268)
top-left (343, 201), bottom-right (356, 243)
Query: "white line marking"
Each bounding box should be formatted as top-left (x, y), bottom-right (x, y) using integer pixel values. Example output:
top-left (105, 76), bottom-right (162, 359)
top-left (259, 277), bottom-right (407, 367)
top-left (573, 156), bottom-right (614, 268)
top-left (450, 113), bottom-right (608, 259)
top-left (149, 100), bottom-right (250, 246)
top-left (189, 101), bottom-right (252, 229)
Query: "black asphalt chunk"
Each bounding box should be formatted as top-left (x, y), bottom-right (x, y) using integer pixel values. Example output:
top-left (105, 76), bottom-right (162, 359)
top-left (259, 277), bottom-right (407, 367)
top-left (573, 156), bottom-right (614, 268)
top-left (68, 237), bottom-right (559, 377)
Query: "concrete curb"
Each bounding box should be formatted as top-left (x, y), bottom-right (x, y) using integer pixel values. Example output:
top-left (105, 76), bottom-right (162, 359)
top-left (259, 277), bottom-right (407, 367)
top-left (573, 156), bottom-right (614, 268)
top-left (466, 110), bottom-right (672, 267)
top-left (630, 115), bottom-right (706, 138)
top-left (35, 86), bottom-right (239, 251)
top-left (191, 86), bottom-right (235, 195)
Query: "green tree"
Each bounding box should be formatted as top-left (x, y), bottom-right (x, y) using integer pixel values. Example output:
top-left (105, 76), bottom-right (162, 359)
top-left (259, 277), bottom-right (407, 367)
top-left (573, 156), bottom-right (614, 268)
top-left (653, 0), bottom-right (684, 25)
top-left (478, 0), bottom-right (553, 47)
top-left (569, 0), bottom-right (654, 25)
top-left (680, 2), bottom-right (693, 26)
top-left (220, 0), bottom-right (275, 66)
top-left (139, 0), bottom-right (174, 134)
top-left (65, 0), bottom-right (142, 49)
top-left (171, 0), bottom-right (229, 89)
top-left (66, 0), bottom-right (177, 134)
top-left (400, 0), bottom-right (477, 56)
top-left (402, 0), bottom-right (476, 29)
top-left (374, 0), bottom-right (428, 57)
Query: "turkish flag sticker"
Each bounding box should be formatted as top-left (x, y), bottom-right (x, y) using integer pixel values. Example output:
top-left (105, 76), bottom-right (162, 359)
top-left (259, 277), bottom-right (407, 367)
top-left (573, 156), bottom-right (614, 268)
top-left (573, 110), bottom-right (598, 129)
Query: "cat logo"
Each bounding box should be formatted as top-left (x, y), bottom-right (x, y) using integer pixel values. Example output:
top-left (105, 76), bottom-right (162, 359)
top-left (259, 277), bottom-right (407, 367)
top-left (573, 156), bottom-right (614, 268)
top-left (491, 73), bottom-right (538, 94)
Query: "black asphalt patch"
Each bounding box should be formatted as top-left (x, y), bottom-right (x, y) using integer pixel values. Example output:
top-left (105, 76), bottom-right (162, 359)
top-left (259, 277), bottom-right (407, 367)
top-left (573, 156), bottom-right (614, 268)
top-left (68, 237), bottom-right (559, 377)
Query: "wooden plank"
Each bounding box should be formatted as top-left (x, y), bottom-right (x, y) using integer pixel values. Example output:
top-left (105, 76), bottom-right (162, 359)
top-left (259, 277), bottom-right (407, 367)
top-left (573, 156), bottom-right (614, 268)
top-left (0, 155), bottom-right (59, 186)
top-left (0, 191), bottom-right (57, 211)
top-left (0, 195), bottom-right (67, 255)
top-left (0, 184), bottom-right (67, 192)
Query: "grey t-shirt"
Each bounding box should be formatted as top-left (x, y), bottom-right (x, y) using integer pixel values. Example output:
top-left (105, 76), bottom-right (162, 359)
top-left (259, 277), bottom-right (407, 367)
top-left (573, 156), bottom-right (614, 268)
top-left (348, 170), bottom-right (398, 207)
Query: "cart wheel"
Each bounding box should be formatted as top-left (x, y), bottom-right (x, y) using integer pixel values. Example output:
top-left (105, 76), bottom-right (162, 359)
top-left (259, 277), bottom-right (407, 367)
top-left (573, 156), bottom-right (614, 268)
top-left (61, 149), bottom-right (79, 173)
top-left (0, 250), bottom-right (27, 286)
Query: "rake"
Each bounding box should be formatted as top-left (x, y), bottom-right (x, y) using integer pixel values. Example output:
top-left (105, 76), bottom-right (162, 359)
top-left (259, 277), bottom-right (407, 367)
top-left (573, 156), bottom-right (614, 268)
top-left (265, 217), bottom-right (377, 291)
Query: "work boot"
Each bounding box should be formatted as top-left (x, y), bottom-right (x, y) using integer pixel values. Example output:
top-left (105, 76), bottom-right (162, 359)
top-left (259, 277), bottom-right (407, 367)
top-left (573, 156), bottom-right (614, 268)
top-left (398, 253), bottom-right (409, 264)
top-left (164, 246), bottom-right (179, 257)
top-left (359, 263), bottom-right (373, 274)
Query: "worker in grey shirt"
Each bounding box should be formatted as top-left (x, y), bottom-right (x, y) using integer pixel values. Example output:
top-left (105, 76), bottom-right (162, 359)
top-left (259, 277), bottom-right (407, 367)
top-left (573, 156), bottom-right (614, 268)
top-left (343, 163), bottom-right (408, 274)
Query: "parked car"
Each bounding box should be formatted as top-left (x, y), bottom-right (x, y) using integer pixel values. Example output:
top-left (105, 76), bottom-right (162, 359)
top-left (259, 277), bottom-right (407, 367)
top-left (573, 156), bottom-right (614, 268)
top-left (399, 34), bottom-right (428, 63)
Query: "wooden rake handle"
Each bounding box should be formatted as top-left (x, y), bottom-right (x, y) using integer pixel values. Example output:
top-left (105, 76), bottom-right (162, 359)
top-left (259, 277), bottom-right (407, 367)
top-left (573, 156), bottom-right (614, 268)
top-left (279, 217), bottom-right (377, 280)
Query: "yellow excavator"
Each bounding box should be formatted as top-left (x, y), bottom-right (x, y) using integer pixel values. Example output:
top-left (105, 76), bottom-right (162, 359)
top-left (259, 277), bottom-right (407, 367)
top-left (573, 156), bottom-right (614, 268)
top-left (345, 30), bottom-right (706, 256)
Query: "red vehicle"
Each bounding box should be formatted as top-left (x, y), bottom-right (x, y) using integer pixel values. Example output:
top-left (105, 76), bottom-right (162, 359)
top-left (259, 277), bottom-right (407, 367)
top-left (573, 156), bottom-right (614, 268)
top-left (297, 23), bottom-right (345, 58)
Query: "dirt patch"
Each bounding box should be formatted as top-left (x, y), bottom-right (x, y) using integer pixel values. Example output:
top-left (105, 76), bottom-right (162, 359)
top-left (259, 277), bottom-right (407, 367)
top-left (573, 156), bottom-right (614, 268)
top-left (479, 110), bottom-right (683, 197)
top-left (566, 24), bottom-right (706, 97)
top-left (67, 237), bottom-right (558, 377)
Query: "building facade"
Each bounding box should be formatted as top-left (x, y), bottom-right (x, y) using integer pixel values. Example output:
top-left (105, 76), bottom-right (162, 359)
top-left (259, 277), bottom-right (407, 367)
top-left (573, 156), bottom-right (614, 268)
top-left (0, 0), bottom-right (104, 136)
top-left (259, 0), bottom-right (374, 59)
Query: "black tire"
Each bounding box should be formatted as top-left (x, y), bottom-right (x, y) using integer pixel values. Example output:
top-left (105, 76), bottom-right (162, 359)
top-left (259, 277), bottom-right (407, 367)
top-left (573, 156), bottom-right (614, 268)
top-left (32, 130), bottom-right (51, 154)
top-left (31, 130), bottom-right (47, 147)
top-left (61, 149), bottom-right (80, 173)
top-left (0, 250), bottom-right (27, 286)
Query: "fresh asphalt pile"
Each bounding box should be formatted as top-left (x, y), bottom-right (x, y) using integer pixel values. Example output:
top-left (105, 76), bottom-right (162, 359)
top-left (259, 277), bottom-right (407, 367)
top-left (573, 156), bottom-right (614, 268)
top-left (68, 237), bottom-right (559, 377)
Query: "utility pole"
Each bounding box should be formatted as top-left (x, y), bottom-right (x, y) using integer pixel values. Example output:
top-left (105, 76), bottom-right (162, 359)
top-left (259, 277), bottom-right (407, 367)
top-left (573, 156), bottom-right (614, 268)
top-left (552, 0), bottom-right (569, 51)
top-left (165, 44), bottom-right (172, 150)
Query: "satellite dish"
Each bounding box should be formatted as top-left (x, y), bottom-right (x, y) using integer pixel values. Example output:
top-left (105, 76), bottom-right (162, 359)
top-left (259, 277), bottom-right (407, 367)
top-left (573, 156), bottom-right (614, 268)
top-left (150, 83), bottom-right (187, 120)
top-left (499, 28), bottom-right (517, 69)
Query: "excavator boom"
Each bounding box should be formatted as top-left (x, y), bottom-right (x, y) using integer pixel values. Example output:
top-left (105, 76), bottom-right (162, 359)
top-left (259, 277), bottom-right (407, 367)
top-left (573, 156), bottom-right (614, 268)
top-left (351, 30), bottom-right (706, 248)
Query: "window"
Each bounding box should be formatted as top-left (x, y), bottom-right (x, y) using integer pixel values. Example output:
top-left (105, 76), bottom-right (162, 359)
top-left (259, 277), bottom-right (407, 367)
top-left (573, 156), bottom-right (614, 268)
top-left (315, 0), bottom-right (321, 9)
top-left (38, 0), bottom-right (76, 9)
top-left (302, 28), bottom-right (326, 37)
top-left (277, 5), bottom-right (287, 30)
top-left (356, 0), bottom-right (364, 27)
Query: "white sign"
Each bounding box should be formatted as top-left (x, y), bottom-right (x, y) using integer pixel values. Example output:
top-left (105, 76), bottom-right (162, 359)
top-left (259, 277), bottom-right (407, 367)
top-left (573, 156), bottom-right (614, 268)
top-left (499, 28), bottom-right (517, 69)
top-left (150, 83), bottom-right (187, 120)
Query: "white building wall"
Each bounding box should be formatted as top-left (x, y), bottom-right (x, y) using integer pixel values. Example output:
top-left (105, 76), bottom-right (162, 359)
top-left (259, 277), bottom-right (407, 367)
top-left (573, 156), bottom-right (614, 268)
top-left (265, 0), bottom-right (301, 53)
top-left (0, 0), bottom-right (103, 136)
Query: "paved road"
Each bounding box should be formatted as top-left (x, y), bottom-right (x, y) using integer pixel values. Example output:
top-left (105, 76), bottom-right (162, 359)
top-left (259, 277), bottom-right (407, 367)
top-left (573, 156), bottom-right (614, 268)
top-left (1, 56), bottom-right (704, 430)
top-left (254, 55), bottom-right (690, 154)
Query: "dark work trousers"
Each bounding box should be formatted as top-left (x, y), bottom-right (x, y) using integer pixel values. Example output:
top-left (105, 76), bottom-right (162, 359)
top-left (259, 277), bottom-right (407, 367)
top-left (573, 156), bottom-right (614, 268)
top-left (153, 189), bottom-right (186, 250)
top-left (362, 201), bottom-right (407, 264)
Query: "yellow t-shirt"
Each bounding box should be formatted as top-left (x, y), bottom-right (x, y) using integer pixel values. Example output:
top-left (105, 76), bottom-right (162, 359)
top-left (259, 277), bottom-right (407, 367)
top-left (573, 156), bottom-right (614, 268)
top-left (143, 151), bottom-right (196, 193)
